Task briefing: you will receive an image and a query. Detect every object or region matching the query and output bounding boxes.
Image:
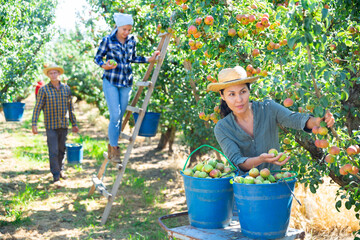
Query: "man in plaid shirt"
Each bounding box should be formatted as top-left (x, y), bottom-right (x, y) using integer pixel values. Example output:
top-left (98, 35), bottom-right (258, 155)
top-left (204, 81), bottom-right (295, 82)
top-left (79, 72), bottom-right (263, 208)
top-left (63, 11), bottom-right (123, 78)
top-left (32, 64), bottom-right (79, 185)
top-left (94, 13), bottom-right (159, 162)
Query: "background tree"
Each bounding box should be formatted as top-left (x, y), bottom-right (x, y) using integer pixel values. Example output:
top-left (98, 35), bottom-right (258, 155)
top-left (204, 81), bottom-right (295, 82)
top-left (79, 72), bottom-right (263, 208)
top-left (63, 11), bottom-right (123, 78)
top-left (0, 0), bottom-right (57, 102)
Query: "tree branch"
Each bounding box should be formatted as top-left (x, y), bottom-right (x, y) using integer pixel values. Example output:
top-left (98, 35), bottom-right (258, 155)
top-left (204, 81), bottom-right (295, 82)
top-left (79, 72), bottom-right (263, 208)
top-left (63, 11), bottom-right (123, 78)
top-left (279, 125), bottom-right (360, 188)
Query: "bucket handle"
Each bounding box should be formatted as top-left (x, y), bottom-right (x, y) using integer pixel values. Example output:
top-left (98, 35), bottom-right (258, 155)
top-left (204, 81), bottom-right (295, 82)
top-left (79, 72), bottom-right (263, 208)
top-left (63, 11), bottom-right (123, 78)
top-left (272, 170), bottom-right (301, 206)
top-left (279, 178), bottom-right (302, 206)
top-left (182, 144), bottom-right (236, 171)
top-left (68, 132), bottom-right (84, 146)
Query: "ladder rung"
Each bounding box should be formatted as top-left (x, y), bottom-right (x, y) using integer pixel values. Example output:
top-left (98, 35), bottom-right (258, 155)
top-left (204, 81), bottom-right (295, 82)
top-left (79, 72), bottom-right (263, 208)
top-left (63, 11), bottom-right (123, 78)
top-left (126, 106), bottom-right (143, 114)
top-left (158, 32), bottom-right (170, 37)
top-left (120, 132), bottom-right (132, 141)
top-left (116, 163), bottom-right (123, 170)
top-left (92, 175), bottom-right (112, 199)
top-left (136, 81), bottom-right (152, 87)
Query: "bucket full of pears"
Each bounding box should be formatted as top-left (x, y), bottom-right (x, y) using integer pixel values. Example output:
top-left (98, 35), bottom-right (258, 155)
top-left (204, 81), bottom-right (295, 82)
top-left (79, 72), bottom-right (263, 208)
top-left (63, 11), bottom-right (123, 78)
top-left (180, 144), bottom-right (237, 229)
top-left (232, 164), bottom-right (298, 240)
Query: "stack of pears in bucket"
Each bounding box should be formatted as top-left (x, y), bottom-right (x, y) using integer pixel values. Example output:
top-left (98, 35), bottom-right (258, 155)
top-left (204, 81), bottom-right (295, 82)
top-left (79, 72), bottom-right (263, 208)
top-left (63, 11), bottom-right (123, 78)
top-left (232, 167), bottom-right (296, 184)
top-left (183, 158), bottom-right (236, 179)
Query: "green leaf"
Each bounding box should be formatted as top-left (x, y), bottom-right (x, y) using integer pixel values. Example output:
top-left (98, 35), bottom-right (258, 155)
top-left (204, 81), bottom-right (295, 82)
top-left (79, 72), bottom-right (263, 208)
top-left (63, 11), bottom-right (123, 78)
top-left (301, 0), bottom-right (309, 10)
top-left (340, 72), bottom-right (347, 81)
top-left (314, 106), bottom-right (325, 117)
top-left (301, 71), bottom-right (306, 81)
top-left (348, 66), bottom-right (356, 73)
top-left (321, 8), bottom-right (328, 20)
top-left (335, 200), bottom-right (342, 212)
top-left (313, 24), bottom-right (322, 36)
top-left (345, 40), bottom-right (353, 47)
top-left (337, 31), bottom-right (346, 37)
top-left (345, 201), bottom-right (352, 210)
top-left (304, 63), bottom-right (312, 72)
top-left (321, 34), bottom-right (327, 43)
top-left (324, 71), bottom-right (331, 81)
top-left (304, 17), bottom-right (311, 31)
top-left (320, 121), bottom-right (327, 127)
top-left (310, 184), bottom-right (316, 193)
top-left (204, 25), bottom-right (211, 33)
top-left (320, 96), bottom-right (329, 108)
top-left (305, 32), bottom-right (314, 44)
top-left (288, 37), bottom-right (297, 49)
top-left (300, 36), bottom-right (306, 45)
top-left (341, 91), bottom-right (349, 101)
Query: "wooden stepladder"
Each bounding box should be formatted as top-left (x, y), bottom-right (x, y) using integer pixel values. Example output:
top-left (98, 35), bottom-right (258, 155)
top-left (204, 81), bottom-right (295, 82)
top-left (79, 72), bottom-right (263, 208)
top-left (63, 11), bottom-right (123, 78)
top-left (88, 32), bottom-right (172, 225)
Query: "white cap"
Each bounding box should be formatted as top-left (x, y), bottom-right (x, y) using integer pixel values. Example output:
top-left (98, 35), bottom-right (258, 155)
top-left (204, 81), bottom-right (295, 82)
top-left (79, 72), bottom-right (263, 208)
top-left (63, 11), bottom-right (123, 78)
top-left (113, 13), bottom-right (134, 27)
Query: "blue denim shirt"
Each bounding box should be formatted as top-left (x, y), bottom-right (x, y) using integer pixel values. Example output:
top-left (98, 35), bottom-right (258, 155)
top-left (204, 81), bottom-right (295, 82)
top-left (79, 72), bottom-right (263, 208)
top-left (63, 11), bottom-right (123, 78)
top-left (214, 100), bottom-right (310, 175)
top-left (94, 30), bottom-right (148, 87)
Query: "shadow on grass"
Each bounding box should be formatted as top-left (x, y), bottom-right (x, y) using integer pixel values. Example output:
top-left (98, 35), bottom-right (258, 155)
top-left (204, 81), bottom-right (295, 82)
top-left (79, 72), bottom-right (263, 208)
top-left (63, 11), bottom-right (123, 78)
top-left (128, 148), bottom-right (178, 182)
top-left (0, 179), bottom-right (172, 240)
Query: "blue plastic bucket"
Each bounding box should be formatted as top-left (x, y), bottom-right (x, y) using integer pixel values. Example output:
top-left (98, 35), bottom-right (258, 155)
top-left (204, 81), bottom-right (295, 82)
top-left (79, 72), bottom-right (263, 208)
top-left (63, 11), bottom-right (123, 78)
top-left (133, 112), bottom-right (160, 137)
top-left (233, 177), bottom-right (296, 239)
top-left (2, 102), bottom-right (25, 121)
top-left (180, 145), bottom-right (238, 229)
top-left (66, 143), bottom-right (83, 164)
top-left (181, 172), bottom-right (234, 229)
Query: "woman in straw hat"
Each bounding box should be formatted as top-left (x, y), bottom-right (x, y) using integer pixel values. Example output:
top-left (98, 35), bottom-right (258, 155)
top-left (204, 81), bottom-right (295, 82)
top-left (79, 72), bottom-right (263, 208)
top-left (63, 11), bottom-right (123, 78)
top-left (32, 64), bottom-right (79, 185)
top-left (94, 13), bottom-right (160, 163)
top-left (208, 66), bottom-right (335, 174)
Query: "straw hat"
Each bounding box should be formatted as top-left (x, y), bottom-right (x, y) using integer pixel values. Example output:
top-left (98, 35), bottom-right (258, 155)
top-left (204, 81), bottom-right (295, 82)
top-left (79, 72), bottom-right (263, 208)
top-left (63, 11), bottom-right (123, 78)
top-left (43, 64), bottom-right (64, 76)
top-left (207, 66), bottom-right (259, 92)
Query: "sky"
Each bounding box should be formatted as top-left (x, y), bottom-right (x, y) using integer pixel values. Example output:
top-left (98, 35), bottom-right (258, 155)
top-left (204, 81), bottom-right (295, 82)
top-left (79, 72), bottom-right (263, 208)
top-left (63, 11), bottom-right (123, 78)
top-left (54, 0), bottom-right (88, 31)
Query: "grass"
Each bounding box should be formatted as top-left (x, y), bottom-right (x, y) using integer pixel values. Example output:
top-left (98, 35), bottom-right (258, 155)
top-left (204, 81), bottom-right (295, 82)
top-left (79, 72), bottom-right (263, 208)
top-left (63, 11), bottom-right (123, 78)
top-left (290, 181), bottom-right (360, 238)
top-left (70, 134), bottom-right (126, 165)
top-left (14, 143), bottom-right (49, 163)
top-left (0, 182), bottom-right (48, 227)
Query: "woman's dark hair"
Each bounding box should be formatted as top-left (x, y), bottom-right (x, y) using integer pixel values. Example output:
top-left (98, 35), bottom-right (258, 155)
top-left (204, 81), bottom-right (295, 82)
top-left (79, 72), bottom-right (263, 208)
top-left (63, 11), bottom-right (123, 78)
top-left (219, 83), bottom-right (251, 118)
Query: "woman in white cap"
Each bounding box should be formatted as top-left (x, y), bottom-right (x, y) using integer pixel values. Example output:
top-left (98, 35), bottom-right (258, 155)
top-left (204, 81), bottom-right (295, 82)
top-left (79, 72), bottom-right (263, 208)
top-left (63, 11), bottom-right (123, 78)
top-left (94, 13), bottom-right (160, 162)
top-left (207, 66), bottom-right (335, 175)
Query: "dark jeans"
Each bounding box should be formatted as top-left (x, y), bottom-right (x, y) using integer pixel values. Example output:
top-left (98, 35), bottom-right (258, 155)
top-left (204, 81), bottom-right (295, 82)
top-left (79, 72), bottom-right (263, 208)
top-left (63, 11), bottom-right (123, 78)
top-left (46, 128), bottom-right (68, 180)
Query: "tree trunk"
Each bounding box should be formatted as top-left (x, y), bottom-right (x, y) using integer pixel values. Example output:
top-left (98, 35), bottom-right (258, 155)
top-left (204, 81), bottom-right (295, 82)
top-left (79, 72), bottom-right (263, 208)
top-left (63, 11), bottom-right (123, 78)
top-left (343, 83), bottom-right (360, 135)
top-left (188, 145), bottom-right (202, 168)
top-left (156, 125), bottom-right (176, 154)
top-left (167, 125), bottom-right (176, 153)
